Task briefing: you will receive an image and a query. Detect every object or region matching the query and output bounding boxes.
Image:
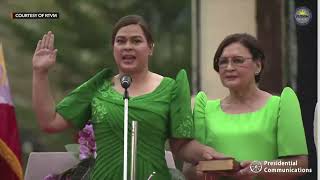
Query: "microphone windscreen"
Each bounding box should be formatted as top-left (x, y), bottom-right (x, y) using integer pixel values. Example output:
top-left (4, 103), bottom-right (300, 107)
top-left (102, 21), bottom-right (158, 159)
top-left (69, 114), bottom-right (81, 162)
top-left (120, 75), bottom-right (132, 89)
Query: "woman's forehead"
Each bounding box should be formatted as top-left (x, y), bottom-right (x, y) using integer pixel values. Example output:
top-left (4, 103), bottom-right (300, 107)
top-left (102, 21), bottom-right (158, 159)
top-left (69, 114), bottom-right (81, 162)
top-left (115, 24), bottom-right (145, 38)
top-left (222, 42), bottom-right (250, 56)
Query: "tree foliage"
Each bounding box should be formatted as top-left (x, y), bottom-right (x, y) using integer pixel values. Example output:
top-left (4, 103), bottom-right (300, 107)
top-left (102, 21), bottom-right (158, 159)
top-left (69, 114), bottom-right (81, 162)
top-left (1, 0), bottom-right (191, 90)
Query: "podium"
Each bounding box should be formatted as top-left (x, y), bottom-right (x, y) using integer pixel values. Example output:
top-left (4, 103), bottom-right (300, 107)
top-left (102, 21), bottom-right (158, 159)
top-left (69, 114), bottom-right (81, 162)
top-left (24, 151), bottom-right (176, 180)
top-left (24, 152), bottom-right (80, 180)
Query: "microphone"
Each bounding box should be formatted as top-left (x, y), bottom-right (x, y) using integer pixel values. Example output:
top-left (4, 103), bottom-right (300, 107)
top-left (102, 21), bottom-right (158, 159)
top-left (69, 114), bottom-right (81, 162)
top-left (120, 75), bottom-right (132, 89)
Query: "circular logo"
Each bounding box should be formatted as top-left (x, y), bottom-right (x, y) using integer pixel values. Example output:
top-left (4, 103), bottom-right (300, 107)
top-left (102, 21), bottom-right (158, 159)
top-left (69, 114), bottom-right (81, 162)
top-left (295, 7), bottom-right (312, 25)
top-left (250, 161), bottom-right (262, 173)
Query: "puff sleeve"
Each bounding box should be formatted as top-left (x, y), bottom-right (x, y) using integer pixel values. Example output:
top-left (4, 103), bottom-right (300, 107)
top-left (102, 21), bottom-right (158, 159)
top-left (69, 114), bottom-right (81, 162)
top-left (277, 87), bottom-right (308, 157)
top-left (56, 68), bottom-right (113, 129)
top-left (193, 91), bottom-right (208, 143)
top-left (169, 70), bottom-right (194, 138)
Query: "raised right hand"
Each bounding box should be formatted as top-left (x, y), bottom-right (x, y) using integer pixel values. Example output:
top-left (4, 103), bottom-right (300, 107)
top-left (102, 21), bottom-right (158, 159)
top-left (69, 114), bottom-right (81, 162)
top-left (32, 31), bottom-right (57, 73)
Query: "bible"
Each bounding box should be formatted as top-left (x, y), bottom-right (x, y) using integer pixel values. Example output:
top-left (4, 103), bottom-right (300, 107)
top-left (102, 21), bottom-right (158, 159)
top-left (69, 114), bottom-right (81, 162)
top-left (196, 158), bottom-right (240, 172)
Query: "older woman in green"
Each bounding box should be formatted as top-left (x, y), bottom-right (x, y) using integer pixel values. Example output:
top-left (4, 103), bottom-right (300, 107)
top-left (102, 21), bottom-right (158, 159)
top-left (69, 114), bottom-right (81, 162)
top-left (187, 33), bottom-right (308, 180)
top-left (32, 15), bottom-right (222, 180)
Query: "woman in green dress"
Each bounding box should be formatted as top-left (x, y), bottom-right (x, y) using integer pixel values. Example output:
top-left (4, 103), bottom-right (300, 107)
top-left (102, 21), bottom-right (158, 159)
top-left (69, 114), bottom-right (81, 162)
top-left (185, 33), bottom-right (308, 180)
top-left (32, 15), bottom-right (223, 180)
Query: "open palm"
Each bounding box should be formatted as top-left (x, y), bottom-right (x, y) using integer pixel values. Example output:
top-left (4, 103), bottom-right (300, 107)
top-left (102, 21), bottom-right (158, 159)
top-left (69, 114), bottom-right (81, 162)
top-left (32, 31), bottom-right (57, 73)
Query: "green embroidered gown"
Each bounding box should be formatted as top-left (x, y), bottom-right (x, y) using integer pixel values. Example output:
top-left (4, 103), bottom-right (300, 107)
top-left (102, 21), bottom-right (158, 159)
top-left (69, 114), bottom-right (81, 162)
top-left (193, 87), bottom-right (308, 180)
top-left (56, 69), bottom-right (193, 180)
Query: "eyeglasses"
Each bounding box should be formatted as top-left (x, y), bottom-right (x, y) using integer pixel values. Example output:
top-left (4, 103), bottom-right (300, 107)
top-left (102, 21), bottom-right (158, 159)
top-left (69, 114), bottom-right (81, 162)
top-left (217, 56), bottom-right (253, 68)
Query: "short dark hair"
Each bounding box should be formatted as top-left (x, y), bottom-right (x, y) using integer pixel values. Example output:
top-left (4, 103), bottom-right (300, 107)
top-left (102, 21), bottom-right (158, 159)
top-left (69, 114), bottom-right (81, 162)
top-left (111, 15), bottom-right (154, 47)
top-left (213, 33), bottom-right (265, 82)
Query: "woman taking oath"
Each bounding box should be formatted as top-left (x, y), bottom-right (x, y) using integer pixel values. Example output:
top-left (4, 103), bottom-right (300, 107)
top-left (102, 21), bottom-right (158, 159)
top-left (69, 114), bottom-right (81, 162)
top-left (32, 15), bottom-right (224, 180)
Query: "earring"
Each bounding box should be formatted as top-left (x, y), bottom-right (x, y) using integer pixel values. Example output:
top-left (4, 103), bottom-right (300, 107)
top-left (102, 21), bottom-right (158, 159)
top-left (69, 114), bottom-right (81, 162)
top-left (255, 71), bottom-right (260, 75)
top-left (150, 43), bottom-right (154, 56)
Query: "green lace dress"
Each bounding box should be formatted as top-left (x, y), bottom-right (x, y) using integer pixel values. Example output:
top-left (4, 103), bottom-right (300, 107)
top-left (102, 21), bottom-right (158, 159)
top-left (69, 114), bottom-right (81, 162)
top-left (56, 69), bottom-right (193, 180)
top-left (193, 87), bottom-right (308, 179)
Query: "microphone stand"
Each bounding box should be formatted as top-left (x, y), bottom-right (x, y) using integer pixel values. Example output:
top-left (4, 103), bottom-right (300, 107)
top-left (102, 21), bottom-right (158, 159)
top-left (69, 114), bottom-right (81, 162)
top-left (121, 75), bottom-right (138, 180)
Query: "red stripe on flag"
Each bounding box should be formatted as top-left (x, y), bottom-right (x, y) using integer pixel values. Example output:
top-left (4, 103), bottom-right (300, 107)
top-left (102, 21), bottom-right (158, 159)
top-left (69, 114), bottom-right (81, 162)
top-left (0, 103), bottom-right (22, 180)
